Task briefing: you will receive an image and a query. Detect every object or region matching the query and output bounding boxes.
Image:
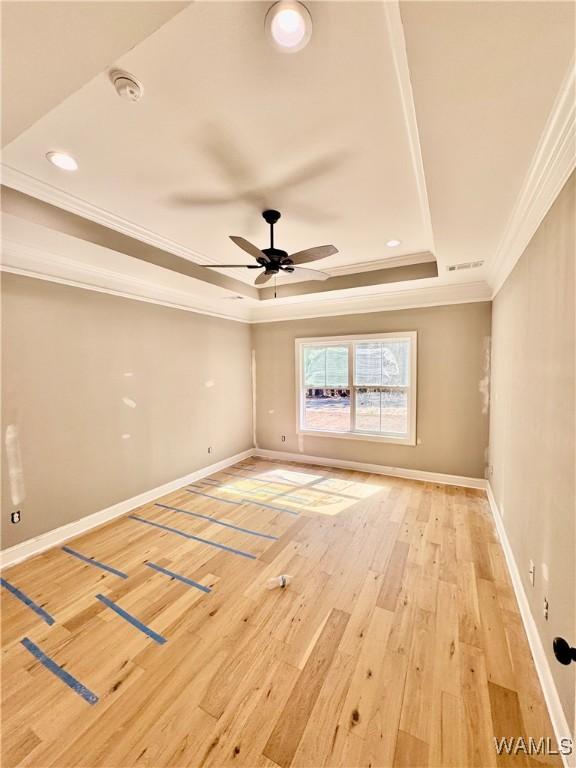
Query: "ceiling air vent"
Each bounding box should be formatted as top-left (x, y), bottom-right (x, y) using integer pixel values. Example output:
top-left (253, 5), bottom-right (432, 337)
top-left (446, 260), bottom-right (484, 272)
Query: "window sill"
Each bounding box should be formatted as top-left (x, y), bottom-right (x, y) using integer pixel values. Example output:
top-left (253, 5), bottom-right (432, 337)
top-left (297, 429), bottom-right (416, 446)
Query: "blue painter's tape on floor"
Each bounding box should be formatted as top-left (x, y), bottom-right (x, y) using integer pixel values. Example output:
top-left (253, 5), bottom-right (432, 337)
top-left (128, 515), bottom-right (257, 559)
top-left (21, 637), bottom-right (98, 704)
top-left (145, 562), bottom-right (212, 592)
top-left (155, 503), bottom-right (278, 541)
top-left (186, 488), bottom-right (240, 505)
top-left (96, 594), bottom-right (167, 644)
top-left (1, 578), bottom-right (55, 625)
top-left (61, 546), bottom-right (128, 579)
top-left (240, 499), bottom-right (300, 516)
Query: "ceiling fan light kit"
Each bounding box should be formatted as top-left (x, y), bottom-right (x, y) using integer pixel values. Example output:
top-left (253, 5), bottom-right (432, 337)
top-left (202, 209), bottom-right (337, 288)
top-left (265, 1), bottom-right (312, 53)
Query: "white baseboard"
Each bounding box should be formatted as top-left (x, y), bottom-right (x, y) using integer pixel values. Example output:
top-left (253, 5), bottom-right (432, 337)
top-left (0, 449), bottom-right (254, 570)
top-left (486, 483), bottom-right (574, 768)
top-left (254, 448), bottom-right (487, 489)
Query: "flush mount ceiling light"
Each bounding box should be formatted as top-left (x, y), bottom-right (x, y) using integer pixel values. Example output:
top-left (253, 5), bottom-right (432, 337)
top-left (45, 151), bottom-right (78, 171)
top-left (265, 1), bottom-right (312, 53)
top-left (386, 239), bottom-right (401, 247)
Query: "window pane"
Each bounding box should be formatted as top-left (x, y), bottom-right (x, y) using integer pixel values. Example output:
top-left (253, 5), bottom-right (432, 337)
top-left (381, 388), bottom-right (408, 434)
top-left (356, 389), bottom-right (381, 431)
top-left (381, 340), bottom-right (410, 386)
top-left (354, 339), bottom-right (410, 387)
top-left (326, 346), bottom-right (348, 386)
top-left (303, 389), bottom-right (350, 432)
top-left (303, 346), bottom-right (326, 387)
top-left (355, 388), bottom-right (408, 434)
top-left (303, 345), bottom-right (348, 387)
top-left (355, 343), bottom-right (381, 385)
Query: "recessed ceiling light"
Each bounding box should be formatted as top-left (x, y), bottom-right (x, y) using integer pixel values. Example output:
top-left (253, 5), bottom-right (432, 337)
top-left (46, 151), bottom-right (78, 171)
top-left (265, 1), bottom-right (312, 53)
top-left (386, 239), bottom-right (401, 248)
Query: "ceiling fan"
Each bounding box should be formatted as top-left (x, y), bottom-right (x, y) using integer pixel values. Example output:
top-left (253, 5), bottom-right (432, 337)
top-left (202, 210), bottom-right (338, 285)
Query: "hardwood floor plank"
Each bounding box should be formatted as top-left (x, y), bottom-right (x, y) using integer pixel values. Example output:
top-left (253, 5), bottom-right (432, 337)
top-left (262, 608), bottom-right (350, 768)
top-left (393, 730), bottom-right (429, 768)
top-left (477, 578), bottom-right (516, 690)
top-left (376, 541), bottom-right (410, 611)
top-left (360, 649), bottom-right (409, 768)
top-left (336, 605), bottom-right (393, 741)
top-left (291, 650), bottom-right (357, 768)
top-left (488, 682), bottom-right (530, 768)
top-left (460, 643), bottom-right (497, 768)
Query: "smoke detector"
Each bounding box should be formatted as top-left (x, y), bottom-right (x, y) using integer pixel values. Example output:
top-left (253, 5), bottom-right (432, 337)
top-left (110, 70), bottom-right (144, 102)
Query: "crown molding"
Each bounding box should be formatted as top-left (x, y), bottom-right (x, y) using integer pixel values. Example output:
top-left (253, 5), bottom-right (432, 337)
top-left (248, 280), bottom-right (491, 323)
top-left (0, 238), bottom-right (251, 323)
top-left (325, 251), bottom-right (435, 277)
top-left (1, 238), bottom-right (491, 323)
top-left (1, 164), bottom-right (220, 266)
top-left (489, 59), bottom-right (576, 297)
top-left (384, 1), bottom-right (436, 255)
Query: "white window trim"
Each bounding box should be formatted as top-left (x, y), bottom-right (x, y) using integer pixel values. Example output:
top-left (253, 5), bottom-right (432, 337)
top-left (295, 331), bottom-right (417, 446)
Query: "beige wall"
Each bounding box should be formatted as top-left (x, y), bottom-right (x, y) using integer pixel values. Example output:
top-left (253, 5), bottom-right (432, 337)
top-left (489, 172), bottom-right (575, 730)
top-left (252, 302), bottom-right (492, 478)
top-left (1, 274), bottom-right (253, 549)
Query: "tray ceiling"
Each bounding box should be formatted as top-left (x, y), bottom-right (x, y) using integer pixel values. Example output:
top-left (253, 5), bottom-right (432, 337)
top-left (1, 0), bottom-right (574, 321)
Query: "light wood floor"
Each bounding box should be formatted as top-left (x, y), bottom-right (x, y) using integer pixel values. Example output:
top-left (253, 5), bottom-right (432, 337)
top-left (1, 459), bottom-right (560, 768)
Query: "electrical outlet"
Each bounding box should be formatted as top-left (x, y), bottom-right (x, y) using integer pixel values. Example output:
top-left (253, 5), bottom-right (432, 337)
top-left (11, 510), bottom-right (21, 524)
top-left (281, 435), bottom-right (286, 442)
top-left (529, 560), bottom-right (535, 587)
top-left (207, 446), bottom-right (213, 455)
top-left (544, 597), bottom-right (549, 621)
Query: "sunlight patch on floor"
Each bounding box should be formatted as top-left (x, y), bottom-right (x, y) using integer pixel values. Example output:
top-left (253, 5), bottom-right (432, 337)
top-left (208, 468), bottom-right (384, 516)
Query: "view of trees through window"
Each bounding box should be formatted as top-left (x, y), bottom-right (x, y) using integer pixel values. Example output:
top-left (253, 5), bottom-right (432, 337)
top-left (301, 339), bottom-right (411, 437)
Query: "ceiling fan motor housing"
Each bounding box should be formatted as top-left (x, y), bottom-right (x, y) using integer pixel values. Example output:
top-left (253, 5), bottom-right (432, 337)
top-left (262, 247), bottom-right (293, 273)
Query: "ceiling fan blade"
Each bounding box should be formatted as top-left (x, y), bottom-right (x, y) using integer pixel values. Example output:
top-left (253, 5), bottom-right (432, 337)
top-left (255, 271), bottom-right (274, 285)
top-left (229, 236), bottom-right (268, 261)
top-left (288, 267), bottom-right (331, 281)
top-left (289, 245), bottom-right (338, 264)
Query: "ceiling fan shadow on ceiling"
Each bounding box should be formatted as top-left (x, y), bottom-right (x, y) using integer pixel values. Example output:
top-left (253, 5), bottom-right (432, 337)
top-left (201, 209), bottom-right (338, 289)
top-left (167, 125), bottom-right (345, 225)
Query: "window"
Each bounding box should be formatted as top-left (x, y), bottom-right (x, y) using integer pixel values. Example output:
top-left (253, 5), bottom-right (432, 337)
top-left (296, 332), bottom-right (417, 445)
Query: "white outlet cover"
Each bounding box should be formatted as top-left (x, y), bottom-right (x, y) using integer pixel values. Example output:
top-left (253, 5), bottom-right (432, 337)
top-left (529, 560), bottom-right (535, 586)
